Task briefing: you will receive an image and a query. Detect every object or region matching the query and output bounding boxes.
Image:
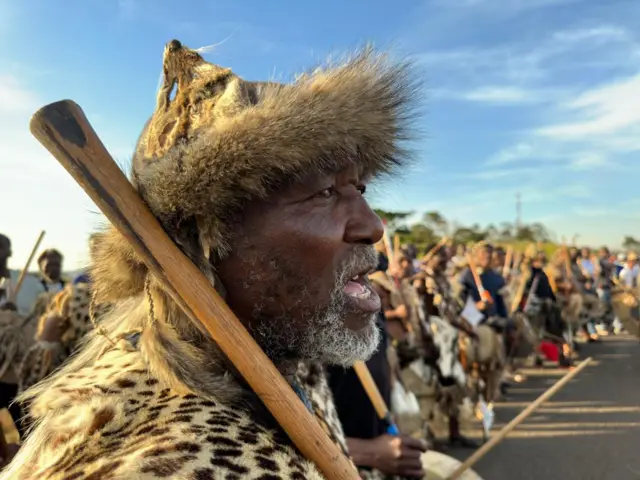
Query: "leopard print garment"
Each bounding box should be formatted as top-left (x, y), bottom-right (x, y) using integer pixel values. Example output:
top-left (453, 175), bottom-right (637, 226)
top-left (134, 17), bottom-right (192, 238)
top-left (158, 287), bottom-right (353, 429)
top-left (1, 336), bottom-right (350, 479)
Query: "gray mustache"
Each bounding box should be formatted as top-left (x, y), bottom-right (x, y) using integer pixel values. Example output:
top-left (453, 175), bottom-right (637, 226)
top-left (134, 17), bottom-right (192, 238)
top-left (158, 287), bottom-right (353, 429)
top-left (336, 245), bottom-right (379, 285)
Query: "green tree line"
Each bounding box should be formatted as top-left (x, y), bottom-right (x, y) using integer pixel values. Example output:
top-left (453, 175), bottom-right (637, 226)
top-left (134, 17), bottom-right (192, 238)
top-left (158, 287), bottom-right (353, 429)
top-left (375, 209), bottom-right (639, 254)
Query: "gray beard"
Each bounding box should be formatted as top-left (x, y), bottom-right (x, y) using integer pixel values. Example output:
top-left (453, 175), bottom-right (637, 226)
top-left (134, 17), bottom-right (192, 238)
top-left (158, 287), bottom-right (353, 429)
top-left (248, 245), bottom-right (381, 366)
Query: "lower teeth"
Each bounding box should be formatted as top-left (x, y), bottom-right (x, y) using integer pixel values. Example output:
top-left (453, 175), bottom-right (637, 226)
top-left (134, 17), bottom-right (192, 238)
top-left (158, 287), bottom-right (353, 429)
top-left (352, 287), bottom-right (371, 299)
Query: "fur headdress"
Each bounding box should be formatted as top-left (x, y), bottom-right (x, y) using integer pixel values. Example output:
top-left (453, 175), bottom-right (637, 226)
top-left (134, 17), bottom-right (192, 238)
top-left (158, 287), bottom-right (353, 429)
top-left (91, 39), bottom-right (420, 304)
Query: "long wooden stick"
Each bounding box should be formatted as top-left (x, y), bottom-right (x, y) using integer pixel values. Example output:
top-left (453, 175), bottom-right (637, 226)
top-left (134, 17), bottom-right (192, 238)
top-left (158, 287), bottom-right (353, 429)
top-left (381, 222), bottom-right (396, 268)
top-left (380, 226), bottom-right (413, 334)
top-left (353, 361), bottom-right (399, 435)
top-left (502, 246), bottom-right (513, 279)
top-left (10, 230), bottom-right (45, 302)
top-left (29, 100), bottom-right (358, 480)
top-left (393, 234), bottom-right (401, 262)
top-left (421, 236), bottom-right (449, 263)
top-left (447, 356), bottom-right (592, 480)
top-left (466, 252), bottom-right (492, 303)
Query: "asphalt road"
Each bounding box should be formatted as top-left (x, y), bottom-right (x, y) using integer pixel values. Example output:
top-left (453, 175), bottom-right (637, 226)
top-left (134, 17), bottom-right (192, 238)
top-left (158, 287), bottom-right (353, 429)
top-left (450, 334), bottom-right (640, 480)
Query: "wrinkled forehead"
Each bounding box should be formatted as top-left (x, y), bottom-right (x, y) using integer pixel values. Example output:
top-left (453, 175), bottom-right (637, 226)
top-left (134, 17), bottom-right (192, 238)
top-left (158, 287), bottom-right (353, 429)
top-left (271, 163), bottom-right (372, 195)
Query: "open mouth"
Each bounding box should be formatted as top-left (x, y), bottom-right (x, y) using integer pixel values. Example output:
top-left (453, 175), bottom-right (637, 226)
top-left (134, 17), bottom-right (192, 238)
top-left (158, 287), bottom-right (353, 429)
top-left (343, 268), bottom-right (381, 313)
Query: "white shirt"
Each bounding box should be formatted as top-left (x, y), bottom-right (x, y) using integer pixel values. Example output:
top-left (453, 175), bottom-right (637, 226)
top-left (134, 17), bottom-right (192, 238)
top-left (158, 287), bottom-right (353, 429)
top-left (5, 271), bottom-right (65, 316)
top-left (0, 276), bottom-right (13, 307)
top-left (580, 259), bottom-right (595, 277)
top-left (619, 264), bottom-right (639, 288)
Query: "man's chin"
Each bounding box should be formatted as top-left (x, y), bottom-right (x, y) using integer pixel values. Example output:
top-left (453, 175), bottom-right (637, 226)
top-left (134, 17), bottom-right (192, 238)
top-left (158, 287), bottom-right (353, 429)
top-left (313, 316), bottom-right (381, 367)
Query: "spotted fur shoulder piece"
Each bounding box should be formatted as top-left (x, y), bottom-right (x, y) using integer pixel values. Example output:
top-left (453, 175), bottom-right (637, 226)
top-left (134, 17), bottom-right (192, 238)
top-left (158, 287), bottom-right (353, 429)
top-left (1, 341), bottom-right (349, 479)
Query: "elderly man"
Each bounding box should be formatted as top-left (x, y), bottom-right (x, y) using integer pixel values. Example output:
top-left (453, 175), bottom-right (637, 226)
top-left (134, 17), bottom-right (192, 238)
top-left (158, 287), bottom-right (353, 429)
top-left (414, 244), bottom-right (477, 449)
top-left (2, 40), bottom-right (425, 479)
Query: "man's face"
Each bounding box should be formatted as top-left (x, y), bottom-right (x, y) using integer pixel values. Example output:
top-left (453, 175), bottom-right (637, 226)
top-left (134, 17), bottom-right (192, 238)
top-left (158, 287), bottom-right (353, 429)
top-left (581, 248), bottom-right (590, 259)
top-left (41, 255), bottom-right (62, 281)
top-left (428, 251), bottom-right (444, 272)
top-left (399, 258), bottom-right (413, 278)
top-left (476, 247), bottom-right (492, 269)
top-left (216, 165), bottom-right (383, 367)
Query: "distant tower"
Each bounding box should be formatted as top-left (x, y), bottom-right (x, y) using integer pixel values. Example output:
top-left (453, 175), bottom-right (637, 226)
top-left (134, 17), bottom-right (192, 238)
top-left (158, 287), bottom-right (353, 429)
top-left (516, 192), bottom-right (522, 231)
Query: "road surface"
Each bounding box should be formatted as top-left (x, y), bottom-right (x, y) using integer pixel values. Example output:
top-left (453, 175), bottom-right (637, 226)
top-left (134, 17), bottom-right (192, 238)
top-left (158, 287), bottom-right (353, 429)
top-left (451, 335), bottom-right (640, 480)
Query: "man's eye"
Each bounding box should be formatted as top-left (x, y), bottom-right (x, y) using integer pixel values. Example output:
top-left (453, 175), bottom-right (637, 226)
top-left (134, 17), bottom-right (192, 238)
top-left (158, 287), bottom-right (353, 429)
top-left (315, 187), bottom-right (336, 199)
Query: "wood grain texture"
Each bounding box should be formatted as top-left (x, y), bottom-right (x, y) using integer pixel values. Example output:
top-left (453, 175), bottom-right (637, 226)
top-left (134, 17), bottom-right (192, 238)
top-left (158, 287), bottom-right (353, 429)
top-left (29, 100), bottom-right (359, 480)
top-left (447, 357), bottom-right (593, 480)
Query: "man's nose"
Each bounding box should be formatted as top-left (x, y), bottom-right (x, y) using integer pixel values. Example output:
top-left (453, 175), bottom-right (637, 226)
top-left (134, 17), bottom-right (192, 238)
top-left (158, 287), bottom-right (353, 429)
top-left (344, 200), bottom-right (384, 245)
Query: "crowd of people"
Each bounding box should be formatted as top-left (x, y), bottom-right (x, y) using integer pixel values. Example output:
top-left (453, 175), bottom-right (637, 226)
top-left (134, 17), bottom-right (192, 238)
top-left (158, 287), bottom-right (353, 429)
top-left (1, 228), bottom-right (638, 478)
top-left (0, 40), bottom-right (639, 479)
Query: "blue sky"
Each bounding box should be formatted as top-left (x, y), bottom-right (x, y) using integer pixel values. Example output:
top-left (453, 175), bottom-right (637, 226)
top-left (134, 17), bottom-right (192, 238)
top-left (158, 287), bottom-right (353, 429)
top-left (2, 0), bottom-right (639, 270)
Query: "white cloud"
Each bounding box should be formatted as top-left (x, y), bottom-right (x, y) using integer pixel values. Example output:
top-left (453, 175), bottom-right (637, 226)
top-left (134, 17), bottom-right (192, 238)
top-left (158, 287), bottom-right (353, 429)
top-left (484, 70), bottom-right (640, 172)
top-left (467, 167), bottom-right (540, 180)
top-left (567, 153), bottom-right (612, 171)
top-left (418, 23), bottom-right (637, 87)
top-left (0, 75), bottom-right (39, 113)
top-left (551, 26), bottom-right (630, 44)
top-left (536, 74), bottom-right (640, 140)
top-left (486, 143), bottom-right (536, 166)
top-left (435, 85), bottom-right (564, 105)
top-left (464, 86), bottom-right (544, 104)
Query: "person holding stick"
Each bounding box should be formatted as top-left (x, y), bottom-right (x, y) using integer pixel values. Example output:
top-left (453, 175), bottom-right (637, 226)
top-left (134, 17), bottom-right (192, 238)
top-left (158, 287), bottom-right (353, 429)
top-left (459, 243), bottom-right (509, 325)
top-left (34, 249), bottom-right (66, 296)
top-left (413, 243), bottom-right (478, 449)
top-left (2, 40), bottom-right (422, 479)
top-left (458, 242), bottom-right (513, 399)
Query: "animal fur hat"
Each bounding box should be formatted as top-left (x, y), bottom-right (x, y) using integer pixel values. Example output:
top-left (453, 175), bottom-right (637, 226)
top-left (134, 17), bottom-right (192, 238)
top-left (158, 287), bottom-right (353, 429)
top-left (91, 39), bottom-right (420, 304)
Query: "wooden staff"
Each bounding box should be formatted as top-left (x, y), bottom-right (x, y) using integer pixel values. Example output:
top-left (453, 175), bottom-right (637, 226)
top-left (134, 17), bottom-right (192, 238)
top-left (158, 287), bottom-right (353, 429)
top-left (393, 234), bottom-right (401, 262)
top-left (502, 245), bottom-right (513, 279)
top-left (466, 252), bottom-right (493, 304)
top-left (353, 361), bottom-right (400, 435)
top-left (380, 223), bottom-right (413, 334)
top-left (560, 241), bottom-right (574, 282)
top-left (509, 267), bottom-right (531, 315)
top-left (513, 251), bottom-right (523, 272)
top-left (591, 255), bottom-right (601, 279)
top-left (421, 236), bottom-right (449, 263)
top-left (10, 230), bottom-right (46, 303)
top-left (447, 356), bottom-right (593, 480)
top-left (381, 221), bottom-right (396, 267)
top-left (29, 100), bottom-right (358, 479)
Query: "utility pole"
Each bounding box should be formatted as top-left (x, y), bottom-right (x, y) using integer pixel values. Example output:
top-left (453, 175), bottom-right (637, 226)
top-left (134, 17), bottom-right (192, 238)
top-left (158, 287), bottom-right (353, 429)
top-left (515, 192), bottom-right (522, 231)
